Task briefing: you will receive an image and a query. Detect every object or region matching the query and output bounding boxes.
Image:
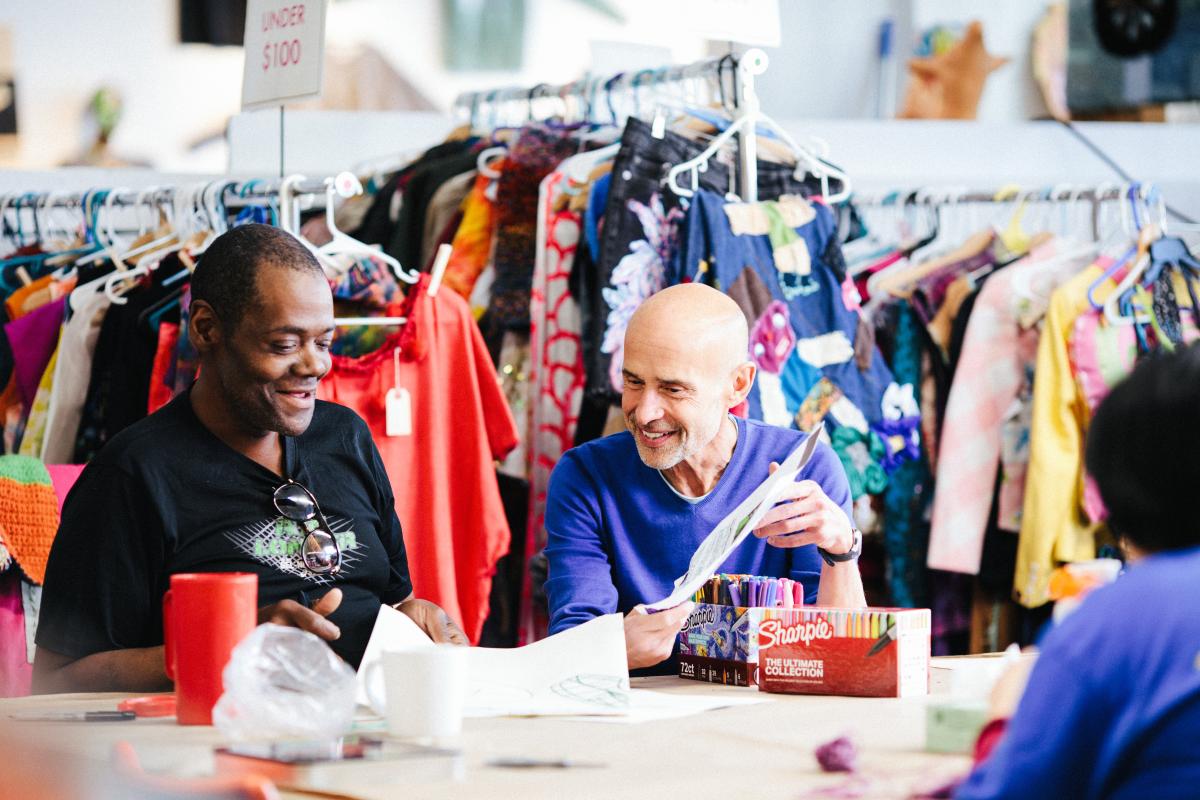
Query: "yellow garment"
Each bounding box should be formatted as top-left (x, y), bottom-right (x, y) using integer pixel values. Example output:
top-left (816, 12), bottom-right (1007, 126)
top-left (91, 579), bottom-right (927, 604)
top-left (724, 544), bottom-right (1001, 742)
top-left (444, 173), bottom-right (498, 300)
top-left (1016, 263), bottom-right (1194, 606)
top-left (18, 347), bottom-right (58, 459)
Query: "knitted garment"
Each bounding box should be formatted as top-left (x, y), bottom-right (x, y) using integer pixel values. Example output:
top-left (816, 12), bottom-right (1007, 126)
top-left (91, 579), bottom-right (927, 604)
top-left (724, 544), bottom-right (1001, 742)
top-left (0, 456), bottom-right (60, 585)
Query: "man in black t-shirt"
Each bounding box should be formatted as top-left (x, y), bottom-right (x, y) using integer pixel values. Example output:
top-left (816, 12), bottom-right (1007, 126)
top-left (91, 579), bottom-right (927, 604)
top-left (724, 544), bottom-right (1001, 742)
top-left (33, 224), bottom-right (465, 694)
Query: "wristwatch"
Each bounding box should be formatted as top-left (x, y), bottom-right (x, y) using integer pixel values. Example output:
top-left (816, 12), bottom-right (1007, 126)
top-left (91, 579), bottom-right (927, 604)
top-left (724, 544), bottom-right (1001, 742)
top-left (818, 527), bottom-right (862, 566)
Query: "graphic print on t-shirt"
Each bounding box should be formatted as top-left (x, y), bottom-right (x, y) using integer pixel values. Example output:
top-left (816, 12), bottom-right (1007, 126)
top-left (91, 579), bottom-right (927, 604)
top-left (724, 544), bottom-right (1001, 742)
top-left (224, 514), bottom-right (364, 586)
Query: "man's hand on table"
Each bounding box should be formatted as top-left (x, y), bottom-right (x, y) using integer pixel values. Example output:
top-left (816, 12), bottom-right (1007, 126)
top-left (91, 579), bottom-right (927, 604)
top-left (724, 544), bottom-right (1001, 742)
top-left (624, 602), bottom-right (694, 670)
top-left (752, 464), bottom-right (854, 555)
top-left (396, 597), bottom-right (469, 645)
top-left (258, 587), bottom-right (343, 641)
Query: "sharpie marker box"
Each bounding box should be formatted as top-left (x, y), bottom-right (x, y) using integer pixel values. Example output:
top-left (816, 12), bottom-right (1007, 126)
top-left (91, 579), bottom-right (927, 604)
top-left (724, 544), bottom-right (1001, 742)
top-left (677, 603), bottom-right (762, 687)
top-left (756, 607), bottom-right (931, 698)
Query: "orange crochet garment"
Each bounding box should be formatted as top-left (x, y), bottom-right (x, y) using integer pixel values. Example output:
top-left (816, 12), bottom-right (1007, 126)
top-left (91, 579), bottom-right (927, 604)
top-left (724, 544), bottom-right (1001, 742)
top-left (0, 456), bottom-right (60, 585)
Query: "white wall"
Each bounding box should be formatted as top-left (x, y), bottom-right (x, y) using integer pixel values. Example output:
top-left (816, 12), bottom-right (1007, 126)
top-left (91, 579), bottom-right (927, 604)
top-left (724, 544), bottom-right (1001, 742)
top-left (0, 0), bottom-right (709, 173)
top-left (0, 0), bottom-right (1073, 175)
top-left (754, 0), bottom-right (1054, 120)
top-left (755, 0), bottom-right (914, 120)
top-left (0, 0), bottom-right (243, 171)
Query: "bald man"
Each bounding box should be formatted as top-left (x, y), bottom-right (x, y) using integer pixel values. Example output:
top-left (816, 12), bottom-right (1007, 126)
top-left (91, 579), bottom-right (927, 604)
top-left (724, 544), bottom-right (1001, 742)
top-left (545, 284), bottom-right (865, 672)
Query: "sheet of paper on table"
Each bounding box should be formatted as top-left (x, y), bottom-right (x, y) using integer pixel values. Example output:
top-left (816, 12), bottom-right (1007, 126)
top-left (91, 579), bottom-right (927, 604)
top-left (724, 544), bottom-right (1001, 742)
top-left (646, 423), bottom-right (823, 611)
top-left (559, 689), bottom-right (770, 724)
top-left (357, 608), bottom-right (630, 718)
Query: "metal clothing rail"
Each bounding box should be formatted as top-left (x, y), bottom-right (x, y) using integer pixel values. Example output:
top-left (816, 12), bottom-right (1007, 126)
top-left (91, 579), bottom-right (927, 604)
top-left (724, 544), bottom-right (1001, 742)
top-left (451, 52), bottom-right (744, 128)
top-left (0, 177), bottom-right (334, 211)
top-left (850, 184), bottom-right (1137, 206)
top-left (849, 182), bottom-right (1177, 242)
top-left (452, 49), bottom-right (780, 202)
top-left (0, 174), bottom-right (362, 249)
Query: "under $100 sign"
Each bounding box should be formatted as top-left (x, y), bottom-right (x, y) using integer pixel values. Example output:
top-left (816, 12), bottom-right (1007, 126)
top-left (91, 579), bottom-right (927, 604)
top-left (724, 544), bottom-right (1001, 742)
top-left (241, 0), bottom-right (327, 110)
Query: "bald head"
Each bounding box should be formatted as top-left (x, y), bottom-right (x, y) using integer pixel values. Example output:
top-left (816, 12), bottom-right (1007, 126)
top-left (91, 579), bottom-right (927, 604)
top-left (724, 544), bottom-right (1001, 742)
top-left (620, 284), bottom-right (756, 470)
top-left (625, 283), bottom-right (749, 377)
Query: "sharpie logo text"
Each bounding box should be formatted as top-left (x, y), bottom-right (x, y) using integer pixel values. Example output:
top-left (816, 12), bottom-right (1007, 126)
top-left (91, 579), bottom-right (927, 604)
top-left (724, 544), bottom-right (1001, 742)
top-left (758, 617), bottom-right (835, 649)
top-left (681, 605), bottom-right (717, 632)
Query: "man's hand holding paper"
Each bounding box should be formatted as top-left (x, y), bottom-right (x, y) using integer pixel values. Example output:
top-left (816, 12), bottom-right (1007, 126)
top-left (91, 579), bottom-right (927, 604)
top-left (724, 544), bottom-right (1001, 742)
top-left (752, 469), bottom-right (855, 555)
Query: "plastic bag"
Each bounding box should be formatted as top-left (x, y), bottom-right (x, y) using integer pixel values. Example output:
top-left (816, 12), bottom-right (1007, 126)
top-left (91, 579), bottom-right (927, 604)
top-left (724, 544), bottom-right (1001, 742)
top-left (213, 623), bottom-right (357, 741)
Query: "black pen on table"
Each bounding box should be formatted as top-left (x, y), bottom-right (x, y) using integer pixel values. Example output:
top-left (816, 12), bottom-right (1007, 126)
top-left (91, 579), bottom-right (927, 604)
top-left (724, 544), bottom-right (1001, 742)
top-left (10, 711), bottom-right (137, 722)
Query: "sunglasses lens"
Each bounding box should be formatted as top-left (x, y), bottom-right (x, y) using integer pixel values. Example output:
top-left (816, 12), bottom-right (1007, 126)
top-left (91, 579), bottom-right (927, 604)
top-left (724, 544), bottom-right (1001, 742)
top-left (274, 483), bottom-right (317, 520)
top-left (302, 529), bottom-right (341, 574)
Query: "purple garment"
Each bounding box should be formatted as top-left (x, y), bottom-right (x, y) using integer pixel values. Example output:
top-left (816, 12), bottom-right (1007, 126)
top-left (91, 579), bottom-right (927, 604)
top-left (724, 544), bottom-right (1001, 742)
top-left (545, 416), bottom-right (854, 673)
top-left (5, 297), bottom-right (66, 409)
top-left (910, 250), bottom-right (994, 325)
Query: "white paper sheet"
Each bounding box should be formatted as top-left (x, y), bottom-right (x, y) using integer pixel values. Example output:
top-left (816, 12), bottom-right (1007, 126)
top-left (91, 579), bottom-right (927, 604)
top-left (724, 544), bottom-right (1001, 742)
top-left (559, 689), bottom-right (769, 724)
top-left (357, 609), bottom-right (630, 718)
top-left (646, 424), bottom-right (823, 611)
top-left (463, 614), bottom-right (629, 718)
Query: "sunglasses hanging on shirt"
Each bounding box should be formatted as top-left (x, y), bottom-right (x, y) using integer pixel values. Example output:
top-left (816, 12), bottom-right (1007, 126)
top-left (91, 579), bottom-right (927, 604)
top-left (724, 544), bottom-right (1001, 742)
top-left (272, 480), bottom-right (342, 575)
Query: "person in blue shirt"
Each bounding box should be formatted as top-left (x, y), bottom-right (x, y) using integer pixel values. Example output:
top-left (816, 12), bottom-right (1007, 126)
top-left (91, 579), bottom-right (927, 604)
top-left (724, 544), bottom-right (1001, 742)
top-left (545, 283), bottom-right (866, 672)
top-left (957, 343), bottom-right (1200, 800)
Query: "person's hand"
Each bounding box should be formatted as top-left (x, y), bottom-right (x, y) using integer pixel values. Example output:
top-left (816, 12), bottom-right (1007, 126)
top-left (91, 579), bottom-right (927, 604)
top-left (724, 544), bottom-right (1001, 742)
top-left (988, 650), bottom-right (1039, 720)
top-left (753, 463), bottom-right (854, 554)
top-left (624, 602), bottom-right (694, 670)
top-left (258, 588), bottom-right (342, 641)
top-left (396, 598), bottom-right (469, 645)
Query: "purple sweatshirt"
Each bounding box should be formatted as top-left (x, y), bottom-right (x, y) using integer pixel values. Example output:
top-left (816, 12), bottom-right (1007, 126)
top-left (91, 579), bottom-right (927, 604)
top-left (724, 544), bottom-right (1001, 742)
top-left (545, 416), bottom-right (854, 638)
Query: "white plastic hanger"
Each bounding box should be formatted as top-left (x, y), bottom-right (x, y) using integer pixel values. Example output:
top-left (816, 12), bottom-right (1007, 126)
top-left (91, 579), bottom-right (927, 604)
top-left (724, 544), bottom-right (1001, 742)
top-left (317, 171), bottom-right (417, 284)
top-left (116, 187), bottom-right (180, 266)
top-left (103, 252), bottom-right (158, 305)
top-left (276, 173), bottom-right (339, 273)
top-left (333, 243), bottom-right (453, 327)
top-left (75, 187), bottom-right (133, 269)
top-left (476, 145), bottom-right (507, 180)
top-left (665, 53), bottom-right (851, 205)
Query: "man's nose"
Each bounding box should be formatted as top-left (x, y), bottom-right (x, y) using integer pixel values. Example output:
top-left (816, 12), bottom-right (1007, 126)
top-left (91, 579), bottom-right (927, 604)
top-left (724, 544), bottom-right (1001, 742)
top-left (633, 392), bottom-right (665, 426)
top-left (295, 342), bottom-right (330, 379)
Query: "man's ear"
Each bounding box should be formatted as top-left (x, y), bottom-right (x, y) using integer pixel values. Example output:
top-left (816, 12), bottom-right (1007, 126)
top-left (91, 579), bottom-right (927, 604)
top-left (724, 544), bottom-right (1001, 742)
top-left (729, 361), bottom-right (757, 407)
top-left (189, 300), bottom-right (223, 354)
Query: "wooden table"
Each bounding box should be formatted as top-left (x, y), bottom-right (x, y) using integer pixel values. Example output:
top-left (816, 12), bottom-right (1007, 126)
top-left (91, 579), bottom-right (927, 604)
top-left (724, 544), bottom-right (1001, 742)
top-left (0, 675), bottom-right (972, 799)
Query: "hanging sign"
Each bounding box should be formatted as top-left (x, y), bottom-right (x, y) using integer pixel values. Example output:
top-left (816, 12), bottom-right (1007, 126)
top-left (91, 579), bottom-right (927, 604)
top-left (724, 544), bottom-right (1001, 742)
top-left (241, 0), bottom-right (327, 110)
top-left (678, 0), bottom-right (781, 48)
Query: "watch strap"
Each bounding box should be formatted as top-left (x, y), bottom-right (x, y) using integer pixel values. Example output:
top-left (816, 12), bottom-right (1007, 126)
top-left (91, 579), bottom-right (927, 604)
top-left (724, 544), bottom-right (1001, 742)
top-left (818, 528), bottom-right (862, 566)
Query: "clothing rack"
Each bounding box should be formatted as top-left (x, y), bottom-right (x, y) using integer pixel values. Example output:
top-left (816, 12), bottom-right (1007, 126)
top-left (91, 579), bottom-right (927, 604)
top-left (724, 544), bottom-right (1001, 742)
top-left (0, 175), bottom-right (352, 243)
top-left (452, 53), bottom-right (742, 127)
top-left (0, 177), bottom-right (333, 211)
top-left (451, 49), bottom-right (773, 202)
top-left (850, 182), bottom-right (1178, 241)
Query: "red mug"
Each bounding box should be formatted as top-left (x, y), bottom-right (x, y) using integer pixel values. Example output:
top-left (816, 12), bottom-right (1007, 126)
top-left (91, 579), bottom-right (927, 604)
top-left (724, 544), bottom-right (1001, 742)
top-left (163, 572), bottom-right (258, 725)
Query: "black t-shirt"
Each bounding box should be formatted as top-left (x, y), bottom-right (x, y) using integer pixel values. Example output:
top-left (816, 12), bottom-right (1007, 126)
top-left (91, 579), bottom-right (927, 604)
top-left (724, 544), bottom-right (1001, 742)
top-left (38, 393), bottom-right (413, 668)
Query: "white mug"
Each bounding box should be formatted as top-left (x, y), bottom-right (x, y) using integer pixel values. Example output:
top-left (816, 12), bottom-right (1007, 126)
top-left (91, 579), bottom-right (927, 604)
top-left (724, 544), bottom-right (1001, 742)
top-left (365, 645), bottom-right (467, 740)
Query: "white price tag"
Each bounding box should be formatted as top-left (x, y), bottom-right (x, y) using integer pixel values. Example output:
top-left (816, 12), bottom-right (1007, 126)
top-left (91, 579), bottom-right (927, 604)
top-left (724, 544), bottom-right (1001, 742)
top-left (385, 346), bottom-right (411, 437)
top-left (385, 387), bottom-right (412, 437)
top-left (241, 0), bottom-right (327, 110)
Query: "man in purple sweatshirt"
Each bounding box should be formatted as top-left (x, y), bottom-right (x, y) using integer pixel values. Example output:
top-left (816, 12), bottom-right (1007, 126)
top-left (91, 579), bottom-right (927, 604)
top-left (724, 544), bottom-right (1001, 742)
top-left (545, 283), bottom-right (866, 672)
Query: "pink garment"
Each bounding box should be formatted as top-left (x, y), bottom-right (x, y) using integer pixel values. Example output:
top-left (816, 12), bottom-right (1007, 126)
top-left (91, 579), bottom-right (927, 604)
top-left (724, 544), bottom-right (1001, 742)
top-left (524, 170), bottom-right (587, 643)
top-left (0, 569), bottom-right (30, 697)
top-left (46, 464), bottom-right (85, 517)
top-left (1070, 308), bottom-right (1200, 522)
top-left (928, 245), bottom-right (1096, 574)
